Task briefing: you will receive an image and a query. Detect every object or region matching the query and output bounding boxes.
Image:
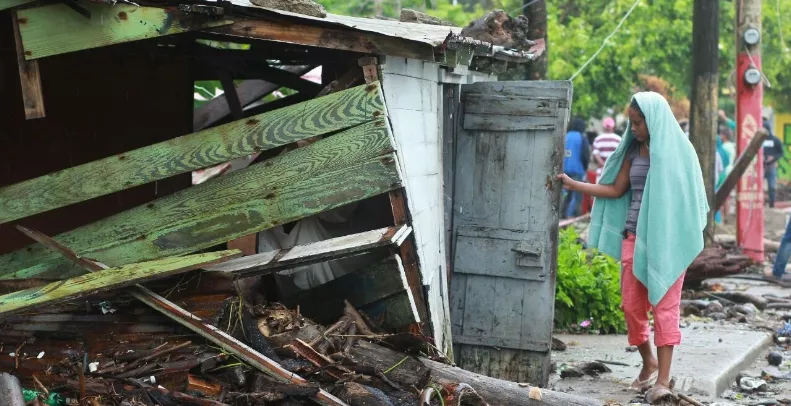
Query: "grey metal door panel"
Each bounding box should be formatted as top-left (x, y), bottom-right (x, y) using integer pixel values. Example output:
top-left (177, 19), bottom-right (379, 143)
top-left (450, 80), bottom-right (572, 385)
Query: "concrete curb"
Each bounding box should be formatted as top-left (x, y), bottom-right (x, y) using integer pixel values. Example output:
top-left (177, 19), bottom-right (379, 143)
top-left (675, 331), bottom-right (772, 399)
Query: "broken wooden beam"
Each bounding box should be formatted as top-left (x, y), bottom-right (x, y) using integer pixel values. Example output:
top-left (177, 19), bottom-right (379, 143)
top-left (16, 228), bottom-right (349, 406)
top-left (388, 188), bottom-right (428, 323)
top-left (683, 247), bottom-right (754, 288)
top-left (0, 82), bottom-right (385, 224)
top-left (12, 12), bottom-right (45, 119)
top-left (0, 119), bottom-right (400, 280)
top-left (193, 66), bottom-right (313, 131)
top-left (15, 3), bottom-right (231, 60)
top-left (282, 255), bottom-right (420, 329)
top-left (0, 244), bottom-right (239, 318)
top-left (204, 225), bottom-right (411, 277)
top-left (205, 19), bottom-right (436, 62)
top-left (218, 70), bottom-right (244, 120)
top-left (715, 128), bottom-right (768, 210)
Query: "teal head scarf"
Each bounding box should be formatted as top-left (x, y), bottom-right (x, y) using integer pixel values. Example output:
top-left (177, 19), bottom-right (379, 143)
top-left (588, 92), bottom-right (709, 305)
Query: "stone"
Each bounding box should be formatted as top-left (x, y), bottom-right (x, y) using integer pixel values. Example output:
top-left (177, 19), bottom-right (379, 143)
top-left (710, 312), bottom-right (728, 321)
top-left (683, 304), bottom-right (703, 317)
top-left (559, 365), bottom-right (585, 379)
top-left (705, 301), bottom-right (725, 315)
top-left (739, 377), bottom-right (768, 392)
top-left (767, 351), bottom-right (784, 367)
top-left (249, 0), bottom-right (327, 18)
top-left (762, 366), bottom-right (791, 381)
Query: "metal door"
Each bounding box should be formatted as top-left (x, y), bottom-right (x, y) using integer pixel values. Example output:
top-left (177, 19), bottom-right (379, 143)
top-left (449, 81), bottom-right (572, 385)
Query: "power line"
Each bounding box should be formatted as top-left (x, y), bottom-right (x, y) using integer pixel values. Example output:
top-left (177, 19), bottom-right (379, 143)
top-left (568, 0), bottom-right (642, 81)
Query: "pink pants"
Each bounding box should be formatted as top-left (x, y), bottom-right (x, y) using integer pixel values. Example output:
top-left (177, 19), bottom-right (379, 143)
top-left (621, 234), bottom-right (684, 347)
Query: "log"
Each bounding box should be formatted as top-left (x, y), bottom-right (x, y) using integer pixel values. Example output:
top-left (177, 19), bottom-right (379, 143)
top-left (683, 248), bottom-right (753, 288)
top-left (714, 128), bottom-right (769, 210)
top-left (700, 291), bottom-right (767, 310)
top-left (347, 340), bottom-right (603, 406)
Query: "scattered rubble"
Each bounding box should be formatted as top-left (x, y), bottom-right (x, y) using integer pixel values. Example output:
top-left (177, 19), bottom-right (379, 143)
top-left (249, 0), bottom-right (328, 18)
top-left (460, 10), bottom-right (532, 49)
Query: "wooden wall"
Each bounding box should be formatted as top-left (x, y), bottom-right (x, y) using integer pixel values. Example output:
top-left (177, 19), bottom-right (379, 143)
top-left (0, 16), bottom-right (193, 254)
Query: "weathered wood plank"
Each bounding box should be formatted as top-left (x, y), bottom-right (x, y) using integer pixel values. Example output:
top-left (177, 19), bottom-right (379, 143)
top-left (205, 225), bottom-right (412, 277)
top-left (193, 66), bottom-right (313, 132)
top-left (0, 0), bottom-right (35, 12)
top-left (16, 3), bottom-right (232, 60)
top-left (283, 255), bottom-right (420, 329)
top-left (0, 122), bottom-right (400, 280)
top-left (464, 114), bottom-right (557, 131)
top-left (0, 250), bottom-right (239, 318)
top-left (463, 95), bottom-right (558, 117)
top-left (206, 19), bottom-right (436, 62)
top-left (12, 12), bottom-right (45, 119)
top-left (0, 83), bottom-right (386, 224)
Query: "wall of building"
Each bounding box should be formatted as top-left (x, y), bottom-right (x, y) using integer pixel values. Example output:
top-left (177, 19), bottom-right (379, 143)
top-left (380, 56), bottom-right (496, 354)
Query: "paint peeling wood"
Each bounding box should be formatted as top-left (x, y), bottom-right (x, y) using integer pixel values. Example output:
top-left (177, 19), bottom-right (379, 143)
top-left (0, 0), bottom-right (35, 12)
top-left (0, 250), bottom-right (239, 318)
top-left (0, 121), bottom-right (400, 280)
top-left (283, 255), bottom-right (420, 329)
top-left (14, 228), bottom-right (349, 406)
top-left (205, 225), bottom-right (411, 277)
top-left (388, 188), bottom-right (428, 322)
top-left (12, 12), bottom-right (45, 119)
top-left (206, 19), bottom-right (436, 62)
top-left (15, 3), bottom-right (232, 60)
top-left (0, 83), bottom-right (386, 224)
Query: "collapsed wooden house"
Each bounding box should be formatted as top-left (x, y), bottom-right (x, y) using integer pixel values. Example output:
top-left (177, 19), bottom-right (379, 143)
top-left (0, 0), bottom-right (573, 400)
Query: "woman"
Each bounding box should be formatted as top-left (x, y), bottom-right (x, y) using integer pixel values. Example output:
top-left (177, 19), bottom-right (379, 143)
top-left (562, 118), bottom-right (591, 219)
top-left (558, 93), bottom-right (708, 403)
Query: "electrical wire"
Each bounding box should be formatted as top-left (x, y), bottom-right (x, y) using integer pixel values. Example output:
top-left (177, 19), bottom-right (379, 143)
top-left (568, 0), bottom-right (642, 81)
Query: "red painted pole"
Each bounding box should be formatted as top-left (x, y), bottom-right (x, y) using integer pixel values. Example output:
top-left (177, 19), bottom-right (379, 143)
top-left (735, 2), bottom-right (764, 261)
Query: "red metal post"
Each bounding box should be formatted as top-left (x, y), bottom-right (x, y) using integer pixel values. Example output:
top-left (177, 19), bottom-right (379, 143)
top-left (735, 52), bottom-right (764, 261)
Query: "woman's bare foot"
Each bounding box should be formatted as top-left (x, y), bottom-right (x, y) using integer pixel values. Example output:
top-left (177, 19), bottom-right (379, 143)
top-left (639, 358), bottom-right (659, 381)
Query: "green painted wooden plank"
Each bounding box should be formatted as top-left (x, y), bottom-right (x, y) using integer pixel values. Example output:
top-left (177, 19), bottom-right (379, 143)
top-left (0, 121), bottom-right (399, 280)
top-left (16, 3), bottom-right (232, 60)
top-left (0, 83), bottom-right (386, 224)
top-left (0, 0), bottom-right (36, 12)
top-left (0, 250), bottom-right (239, 318)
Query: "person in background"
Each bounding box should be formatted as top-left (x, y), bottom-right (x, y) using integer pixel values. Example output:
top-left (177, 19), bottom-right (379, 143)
top-left (593, 117), bottom-right (622, 182)
top-left (719, 109), bottom-right (737, 132)
top-left (562, 117), bottom-right (591, 219)
top-left (718, 126), bottom-right (736, 221)
top-left (763, 116), bottom-right (784, 208)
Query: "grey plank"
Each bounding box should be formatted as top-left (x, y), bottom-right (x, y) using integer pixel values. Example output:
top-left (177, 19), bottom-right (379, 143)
top-left (452, 124), bottom-right (476, 227)
top-left (463, 114), bottom-right (557, 131)
top-left (205, 225), bottom-right (411, 277)
top-left (521, 281), bottom-right (553, 348)
top-left (499, 132), bottom-right (535, 231)
top-left (449, 273), bottom-right (467, 338)
top-left (463, 94), bottom-right (558, 117)
top-left (472, 133), bottom-right (505, 227)
top-left (461, 80), bottom-right (573, 101)
top-left (529, 131), bottom-right (560, 230)
top-left (454, 233), bottom-right (546, 281)
top-left (491, 278), bottom-right (525, 339)
top-left (461, 274), bottom-right (495, 339)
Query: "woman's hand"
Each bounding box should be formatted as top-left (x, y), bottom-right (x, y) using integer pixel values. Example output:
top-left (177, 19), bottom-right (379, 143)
top-left (556, 173), bottom-right (576, 190)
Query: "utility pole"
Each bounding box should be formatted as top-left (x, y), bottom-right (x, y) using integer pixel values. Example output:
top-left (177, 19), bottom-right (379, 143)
top-left (735, 0), bottom-right (765, 262)
top-left (689, 0), bottom-right (719, 246)
top-left (524, 0), bottom-right (547, 80)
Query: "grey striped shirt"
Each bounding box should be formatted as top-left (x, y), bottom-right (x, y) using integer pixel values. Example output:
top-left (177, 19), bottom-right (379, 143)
top-left (625, 142), bottom-right (650, 234)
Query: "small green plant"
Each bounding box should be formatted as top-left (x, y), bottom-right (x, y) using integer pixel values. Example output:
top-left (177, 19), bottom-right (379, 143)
top-left (555, 227), bottom-right (626, 334)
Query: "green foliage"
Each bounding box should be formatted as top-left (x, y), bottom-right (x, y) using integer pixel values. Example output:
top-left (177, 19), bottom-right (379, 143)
top-left (555, 227), bottom-right (626, 334)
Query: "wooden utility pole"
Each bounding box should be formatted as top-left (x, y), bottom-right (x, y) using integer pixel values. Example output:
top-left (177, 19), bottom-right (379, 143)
top-left (689, 0), bottom-right (719, 246)
top-left (524, 0), bottom-right (548, 80)
top-left (735, 0), bottom-right (765, 261)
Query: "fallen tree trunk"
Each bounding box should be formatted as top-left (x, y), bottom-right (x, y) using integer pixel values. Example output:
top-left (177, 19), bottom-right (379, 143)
top-left (347, 341), bottom-right (603, 406)
top-left (683, 247), bottom-right (753, 288)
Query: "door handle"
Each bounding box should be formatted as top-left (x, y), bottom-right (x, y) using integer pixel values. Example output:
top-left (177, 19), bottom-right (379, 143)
top-left (511, 247), bottom-right (540, 257)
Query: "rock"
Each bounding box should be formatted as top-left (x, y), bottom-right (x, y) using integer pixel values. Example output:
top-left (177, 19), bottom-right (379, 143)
top-left (739, 370), bottom-right (763, 380)
top-left (705, 301), bottom-right (725, 315)
top-left (399, 9), bottom-right (456, 26)
top-left (735, 303), bottom-right (759, 315)
top-left (740, 377), bottom-right (768, 392)
top-left (249, 0), bottom-right (327, 18)
top-left (625, 346), bottom-right (638, 352)
top-left (768, 351), bottom-right (784, 366)
top-left (560, 365), bottom-right (585, 379)
top-left (710, 312), bottom-right (728, 321)
top-left (573, 361), bottom-right (612, 377)
top-left (683, 304), bottom-right (703, 317)
top-left (763, 366), bottom-right (791, 381)
top-left (552, 337), bottom-right (567, 351)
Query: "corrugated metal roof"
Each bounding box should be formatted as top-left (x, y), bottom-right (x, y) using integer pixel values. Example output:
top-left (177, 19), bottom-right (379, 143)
top-left (228, 0), bottom-right (460, 48)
